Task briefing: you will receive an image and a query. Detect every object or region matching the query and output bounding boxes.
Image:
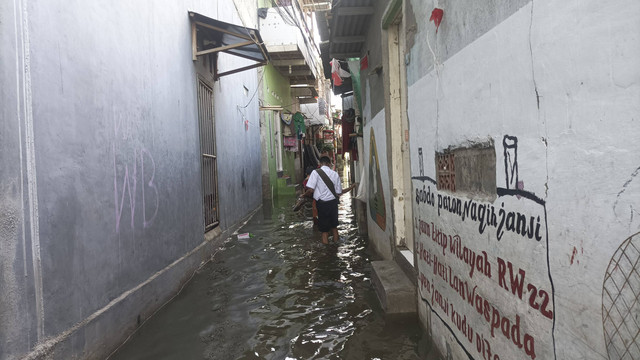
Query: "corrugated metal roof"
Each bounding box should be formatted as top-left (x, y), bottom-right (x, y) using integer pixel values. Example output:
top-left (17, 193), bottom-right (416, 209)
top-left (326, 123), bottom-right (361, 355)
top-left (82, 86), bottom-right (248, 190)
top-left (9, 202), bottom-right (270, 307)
top-left (327, 0), bottom-right (373, 59)
top-left (316, 0), bottom-right (372, 95)
top-left (189, 12), bottom-right (269, 64)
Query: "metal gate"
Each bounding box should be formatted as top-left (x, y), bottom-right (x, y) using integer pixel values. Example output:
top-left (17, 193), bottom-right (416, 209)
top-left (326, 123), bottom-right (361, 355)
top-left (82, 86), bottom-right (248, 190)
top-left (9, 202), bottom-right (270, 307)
top-left (197, 79), bottom-right (219, 230)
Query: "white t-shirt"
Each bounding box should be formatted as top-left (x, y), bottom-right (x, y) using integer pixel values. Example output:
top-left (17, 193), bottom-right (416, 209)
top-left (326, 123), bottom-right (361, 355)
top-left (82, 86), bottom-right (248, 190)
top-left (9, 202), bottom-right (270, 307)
top-left (306, 165), bottom-right (342, 201)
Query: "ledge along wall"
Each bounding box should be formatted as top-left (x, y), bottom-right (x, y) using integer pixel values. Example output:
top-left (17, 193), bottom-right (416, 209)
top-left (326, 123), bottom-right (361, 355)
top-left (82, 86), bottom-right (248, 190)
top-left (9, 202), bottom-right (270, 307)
top-left (0, 0), bottom-right (262, 358)
top-left (406, 0), bottom-right (640, 359)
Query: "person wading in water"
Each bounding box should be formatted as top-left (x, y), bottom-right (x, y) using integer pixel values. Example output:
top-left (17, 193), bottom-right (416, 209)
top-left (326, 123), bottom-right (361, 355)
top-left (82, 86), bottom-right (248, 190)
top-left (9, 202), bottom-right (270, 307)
top-left (302, 156), bottom-right (356, 244)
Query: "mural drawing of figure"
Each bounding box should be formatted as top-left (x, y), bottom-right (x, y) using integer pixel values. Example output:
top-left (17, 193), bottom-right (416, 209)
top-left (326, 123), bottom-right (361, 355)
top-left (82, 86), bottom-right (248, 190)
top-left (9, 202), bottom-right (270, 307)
top-left (368, 128), bottom-right (386, 230)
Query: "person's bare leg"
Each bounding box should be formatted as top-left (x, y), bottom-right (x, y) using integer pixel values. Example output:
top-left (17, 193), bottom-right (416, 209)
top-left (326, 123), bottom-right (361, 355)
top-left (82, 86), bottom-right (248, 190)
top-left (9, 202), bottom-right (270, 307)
top-left (322, 232), bottom-right (329, 244)
top-left (332, 227), bottom-right (339, 243)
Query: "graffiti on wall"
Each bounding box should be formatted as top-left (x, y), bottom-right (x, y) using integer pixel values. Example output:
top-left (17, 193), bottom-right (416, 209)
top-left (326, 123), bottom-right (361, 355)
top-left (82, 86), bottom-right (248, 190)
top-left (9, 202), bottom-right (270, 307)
top-left (368, 128), bottom-right (386, 231)
top-left (112, 114), bottom-right (159, 233)
top-left (602, 231), bottom-right (640, 360)
top-left (413, 135), bottom-right (556, 360)
top-left (503, 136), bottom-right (518, 190)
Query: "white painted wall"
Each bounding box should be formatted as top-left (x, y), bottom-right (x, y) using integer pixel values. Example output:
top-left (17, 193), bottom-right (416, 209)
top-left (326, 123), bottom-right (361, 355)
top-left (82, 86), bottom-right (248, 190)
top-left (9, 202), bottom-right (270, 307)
top-left (364, 109), bottom-right (393, 259)
top-left (408, 1), bottom-right (640, 359)
top-left (260, 8), bottom-right (320, 79)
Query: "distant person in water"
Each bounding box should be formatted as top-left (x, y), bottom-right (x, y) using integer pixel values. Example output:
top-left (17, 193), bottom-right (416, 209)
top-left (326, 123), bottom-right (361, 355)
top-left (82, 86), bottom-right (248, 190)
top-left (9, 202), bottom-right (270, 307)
top-left (302, 156), bottom-right (356, 244)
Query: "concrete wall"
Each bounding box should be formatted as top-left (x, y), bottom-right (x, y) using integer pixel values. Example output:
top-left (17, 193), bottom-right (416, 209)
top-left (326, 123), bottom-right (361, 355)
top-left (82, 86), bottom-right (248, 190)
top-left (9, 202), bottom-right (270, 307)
top-left (260, 64), bottom-right (298, 199)
top-left (260, 7), bottom-right (321, 79)
top-left (360, 0), bottom-right (388, 124)
top-left (0, 0), bottom-right (262, 358)
top-left (363, 110), bottom-right (393, 260)
top-left (357, 0), bottom-right (398, 260)
top-left (404, 0), bottom-right (531, 87)
top-left (0, 0), bottom-right (36, 355)
top-left (213, 57), bottom-right (262, 229)
top-left (405, 0), bottom-right (640, 359)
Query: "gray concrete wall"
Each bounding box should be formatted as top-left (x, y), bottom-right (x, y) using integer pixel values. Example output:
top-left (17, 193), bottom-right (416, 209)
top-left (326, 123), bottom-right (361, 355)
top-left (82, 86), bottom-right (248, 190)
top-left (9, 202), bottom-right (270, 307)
top-left (214, 68), bottom-right (263, 229)
top-left (0, 0), bottom-right (39, 356)
top-left (405, 0), bottom-right (531, 86)
top-left (0, 0), bottom-right (262, 358)
top-left (360, 0), bottom-right (388, 124)
top-left (357, 0), bottom-right (396, 261)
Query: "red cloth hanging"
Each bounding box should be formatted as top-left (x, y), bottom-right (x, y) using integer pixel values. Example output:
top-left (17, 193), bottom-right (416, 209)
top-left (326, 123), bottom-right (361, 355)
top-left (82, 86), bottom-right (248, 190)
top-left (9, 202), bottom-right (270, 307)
top-left (360, 55), bottom-right (369, 71)
top-left (430, 8), bottom-right (444, 32)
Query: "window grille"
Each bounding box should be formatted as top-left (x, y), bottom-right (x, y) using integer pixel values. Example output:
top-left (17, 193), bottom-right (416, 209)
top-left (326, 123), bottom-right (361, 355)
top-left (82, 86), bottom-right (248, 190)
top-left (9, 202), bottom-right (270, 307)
top-left (436, 152), bottom-right (455, 192)
top-left (197, 79), bottom-right (219, 230)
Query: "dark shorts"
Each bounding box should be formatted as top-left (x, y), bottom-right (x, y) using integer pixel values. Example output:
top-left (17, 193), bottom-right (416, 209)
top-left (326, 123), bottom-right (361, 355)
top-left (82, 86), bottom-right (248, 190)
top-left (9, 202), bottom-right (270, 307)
top-left (316, 198), bottom-right (339, 232)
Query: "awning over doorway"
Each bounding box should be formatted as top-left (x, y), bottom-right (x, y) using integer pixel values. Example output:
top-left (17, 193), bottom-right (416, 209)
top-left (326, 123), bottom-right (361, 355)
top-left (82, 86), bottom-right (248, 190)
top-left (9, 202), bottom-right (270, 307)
top-left (189, 12), bottom-right (270, 79)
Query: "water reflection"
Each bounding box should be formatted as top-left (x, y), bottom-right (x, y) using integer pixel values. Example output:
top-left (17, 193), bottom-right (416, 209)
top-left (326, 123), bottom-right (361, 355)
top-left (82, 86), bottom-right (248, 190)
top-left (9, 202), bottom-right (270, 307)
top-left (110, 194), bottom-right (426, 360)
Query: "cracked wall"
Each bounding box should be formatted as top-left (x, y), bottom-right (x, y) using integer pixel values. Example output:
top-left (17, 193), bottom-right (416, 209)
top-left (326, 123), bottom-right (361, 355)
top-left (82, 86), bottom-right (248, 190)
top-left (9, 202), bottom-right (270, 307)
top-left (406, 0), bottom-right (640, 359)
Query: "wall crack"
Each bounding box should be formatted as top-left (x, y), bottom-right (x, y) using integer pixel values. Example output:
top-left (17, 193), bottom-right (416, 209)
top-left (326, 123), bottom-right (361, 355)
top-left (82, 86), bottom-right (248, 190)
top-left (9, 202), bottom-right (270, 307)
top-left (528, 0), bottom-right (540, 110)
top-left (529, 1), bottom-right (550, 199)
top-left (613, 165), bottom-right (640, 218)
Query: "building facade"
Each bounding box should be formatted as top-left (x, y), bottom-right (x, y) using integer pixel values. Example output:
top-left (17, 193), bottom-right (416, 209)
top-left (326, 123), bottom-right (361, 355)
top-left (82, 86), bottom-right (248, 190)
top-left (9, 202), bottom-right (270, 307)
top-left (258, 0), bottom-right (330, 202)
top-left (323, 0), bottom-right (640, 359)
top-left (0, 0), bottom-right (265, 358)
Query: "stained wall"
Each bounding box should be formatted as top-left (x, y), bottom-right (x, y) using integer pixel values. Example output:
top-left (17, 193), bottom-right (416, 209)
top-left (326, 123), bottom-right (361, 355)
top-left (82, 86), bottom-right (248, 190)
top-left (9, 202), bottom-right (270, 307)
top-left (0, 0), bottom-right (262, 358)
top-left (406, 1), bottom-right (640, 359)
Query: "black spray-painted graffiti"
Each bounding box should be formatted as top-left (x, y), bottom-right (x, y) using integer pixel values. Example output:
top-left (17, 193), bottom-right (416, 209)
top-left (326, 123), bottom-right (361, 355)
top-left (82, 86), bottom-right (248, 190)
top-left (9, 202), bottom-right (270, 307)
top-left (419, 147), bottom-right (425, 177)
top-left (415, 185), bottom-right (543, 242)
top-left (503, 136), bottom-right (518, 190)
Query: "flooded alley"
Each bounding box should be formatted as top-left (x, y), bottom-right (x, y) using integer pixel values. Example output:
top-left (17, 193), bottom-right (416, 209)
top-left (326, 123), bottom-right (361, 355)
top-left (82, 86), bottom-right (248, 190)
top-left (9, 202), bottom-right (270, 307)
top-left (108, 194), bottom-right (430, 360)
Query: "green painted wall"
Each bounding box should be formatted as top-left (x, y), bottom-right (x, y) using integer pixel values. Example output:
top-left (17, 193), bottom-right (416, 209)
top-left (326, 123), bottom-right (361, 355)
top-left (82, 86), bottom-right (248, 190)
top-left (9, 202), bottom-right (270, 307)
top-left (262, 64), bottom-right (299, 196)
top-left (283, 151), bottom-right (297, 183)
top-left (266, 110), bottom-right (278, 198)
top-left (263, 64), bottom-right (293, 110)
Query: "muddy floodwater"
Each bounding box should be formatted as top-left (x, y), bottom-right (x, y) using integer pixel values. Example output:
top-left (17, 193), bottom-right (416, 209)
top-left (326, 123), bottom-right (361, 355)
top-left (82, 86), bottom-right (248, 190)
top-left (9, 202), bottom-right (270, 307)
top-left (110, 194), bottom-right (431, 359)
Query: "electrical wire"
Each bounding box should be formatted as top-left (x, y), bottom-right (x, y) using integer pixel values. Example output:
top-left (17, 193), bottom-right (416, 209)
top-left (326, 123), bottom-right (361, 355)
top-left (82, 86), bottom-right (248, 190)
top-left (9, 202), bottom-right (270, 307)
top-left (238, 70), bottom-right (265, 109)
top-left (231, 0), bottom-right (265, 48)
top-left (236, 72), bottom-right (266, 129)
top-left (231, 1), bottom-right (326, 127)
top-left (271, 0), bottom-right (298, 27)
top-left (271, 0), bottom-right (320, 70)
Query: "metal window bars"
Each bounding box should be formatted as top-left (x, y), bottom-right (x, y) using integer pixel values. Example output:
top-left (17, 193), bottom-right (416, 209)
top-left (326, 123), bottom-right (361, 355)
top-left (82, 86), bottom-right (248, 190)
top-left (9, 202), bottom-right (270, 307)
top-left (197, 80), bottom-right (219, 230)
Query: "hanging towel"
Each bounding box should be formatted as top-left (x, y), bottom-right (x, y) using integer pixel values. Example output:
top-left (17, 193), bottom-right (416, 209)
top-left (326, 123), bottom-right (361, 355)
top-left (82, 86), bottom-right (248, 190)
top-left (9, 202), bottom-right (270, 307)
top-left (331, 58), bottom-right (351, 86)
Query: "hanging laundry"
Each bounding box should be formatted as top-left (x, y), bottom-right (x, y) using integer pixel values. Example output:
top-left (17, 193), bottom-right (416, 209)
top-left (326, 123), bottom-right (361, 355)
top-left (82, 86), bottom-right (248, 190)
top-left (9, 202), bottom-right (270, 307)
top-left (360, 55), bottom-right (369, 71)
top-left (341, 109), bottom-right (358, 161)
top-left (283, 122), bottom-right (293, 136)
top-left (283, 136), bottom-right (298, 151)
top-left (331, 58), bottom-right (351, 86)
top-left (281, 113), bottom-right (292, 125)
top-left (342, 109), bottom-right (355, 155)
top-left (293, 112), bottom-right (306, 139)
